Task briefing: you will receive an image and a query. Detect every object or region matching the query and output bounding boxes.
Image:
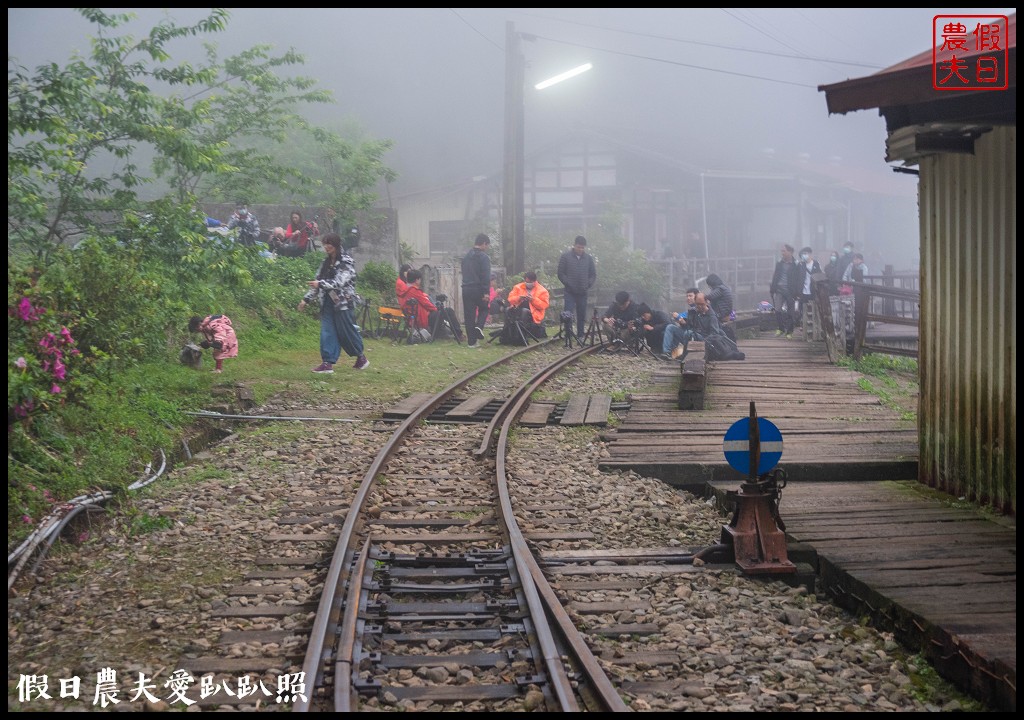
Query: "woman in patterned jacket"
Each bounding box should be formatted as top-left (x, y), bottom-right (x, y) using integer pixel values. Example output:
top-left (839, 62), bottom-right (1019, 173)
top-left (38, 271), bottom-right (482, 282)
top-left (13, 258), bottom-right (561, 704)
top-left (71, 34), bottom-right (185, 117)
top-left (297, 233), bottom-right (369, 373)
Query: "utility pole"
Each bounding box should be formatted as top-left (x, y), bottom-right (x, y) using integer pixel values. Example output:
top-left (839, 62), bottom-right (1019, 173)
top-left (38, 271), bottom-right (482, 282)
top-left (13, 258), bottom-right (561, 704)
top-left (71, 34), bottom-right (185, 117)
top-left (502, 21), bottom-right (525, 275)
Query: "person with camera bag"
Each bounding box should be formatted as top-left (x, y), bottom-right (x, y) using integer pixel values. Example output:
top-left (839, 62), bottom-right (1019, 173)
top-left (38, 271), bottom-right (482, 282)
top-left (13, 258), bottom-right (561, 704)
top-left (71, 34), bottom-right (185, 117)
top-left (501, 271), bottom-right (549, 343)
top-left (297, 233), bottom-right (369, 373)
top-left (688, 293), bottom-right (745, 361)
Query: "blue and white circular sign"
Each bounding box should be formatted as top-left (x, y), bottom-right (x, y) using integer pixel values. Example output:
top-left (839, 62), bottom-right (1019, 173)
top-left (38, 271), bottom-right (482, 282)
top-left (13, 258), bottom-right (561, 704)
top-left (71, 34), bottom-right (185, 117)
top-left (723, 417), bottom-right (784, 475)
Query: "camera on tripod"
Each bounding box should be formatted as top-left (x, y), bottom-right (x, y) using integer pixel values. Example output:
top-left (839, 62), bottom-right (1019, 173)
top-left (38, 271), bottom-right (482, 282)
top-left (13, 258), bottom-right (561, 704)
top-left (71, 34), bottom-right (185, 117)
top-left (434, 293), bottom-right (448, 305)
top-left (560, 310), bottom-right (574, 322)
top-left (504, 301), bottom-right (526, 318)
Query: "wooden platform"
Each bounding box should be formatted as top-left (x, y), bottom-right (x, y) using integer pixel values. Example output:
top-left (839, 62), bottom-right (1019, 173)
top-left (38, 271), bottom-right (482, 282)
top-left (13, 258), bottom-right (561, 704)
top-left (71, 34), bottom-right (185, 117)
top-left (599, 336), bottom-right (918, 485)
top-left (706, 480), bottom-right (1016, 711)
top-left (598, 336), bottom-right (1013, 710)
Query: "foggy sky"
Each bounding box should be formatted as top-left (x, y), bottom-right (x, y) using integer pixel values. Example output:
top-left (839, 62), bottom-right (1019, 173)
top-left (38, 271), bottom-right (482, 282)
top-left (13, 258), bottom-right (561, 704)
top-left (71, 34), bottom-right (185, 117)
top-left (7, 7), bottom-right (1015, 198)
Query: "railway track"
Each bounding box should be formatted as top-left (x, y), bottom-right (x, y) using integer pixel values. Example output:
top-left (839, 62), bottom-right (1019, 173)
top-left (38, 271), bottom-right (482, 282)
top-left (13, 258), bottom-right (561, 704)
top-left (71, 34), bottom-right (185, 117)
top-left (10, 339), bottom-right (973, 713)
top-left (176, 339), bottom-right (719, 711)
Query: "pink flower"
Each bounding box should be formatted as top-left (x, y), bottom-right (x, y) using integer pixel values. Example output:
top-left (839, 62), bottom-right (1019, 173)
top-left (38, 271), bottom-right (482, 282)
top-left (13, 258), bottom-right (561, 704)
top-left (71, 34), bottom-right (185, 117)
top-left (53, 359), bottom-right (66, 381)
top-left (61, 326), bottom-right (74, 344)
top-left (18, 297), bottom-right (39, 322)
top-left (22, 514), bottom-right (33, 524)
top-left (50, 384), bottom-right (61, 394)
top-left (15, 356), bottom-right (27, 369)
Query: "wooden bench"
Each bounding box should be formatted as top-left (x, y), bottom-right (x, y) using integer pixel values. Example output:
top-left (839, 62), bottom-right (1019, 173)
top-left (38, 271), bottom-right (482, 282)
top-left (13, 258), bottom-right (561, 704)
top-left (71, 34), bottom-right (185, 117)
top-left (677, 341), bottom-right (706, 411)
top-left (377, 306), bottom-right (405, 340)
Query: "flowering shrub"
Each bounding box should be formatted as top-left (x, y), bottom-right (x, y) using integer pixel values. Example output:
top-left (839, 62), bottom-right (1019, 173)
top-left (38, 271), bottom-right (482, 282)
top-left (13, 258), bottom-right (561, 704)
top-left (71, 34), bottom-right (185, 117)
top-left (8, 292), bottom-right (81, 428)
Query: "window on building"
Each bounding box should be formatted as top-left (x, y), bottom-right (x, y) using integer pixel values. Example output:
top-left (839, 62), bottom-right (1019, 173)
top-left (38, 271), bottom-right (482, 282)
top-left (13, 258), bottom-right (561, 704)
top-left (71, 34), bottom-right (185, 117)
top-left (429, 220), bottom-right (467, 257)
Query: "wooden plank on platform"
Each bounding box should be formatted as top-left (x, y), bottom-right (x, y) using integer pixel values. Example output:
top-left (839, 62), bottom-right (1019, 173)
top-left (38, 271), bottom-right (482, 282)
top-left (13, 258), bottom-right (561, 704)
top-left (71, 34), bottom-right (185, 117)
top-left (446, 394), bottom-right (494, 419)
top-left (584, 394), bottom-right (612, 425)
top-left (677, 340), bottom-right (706, 411)
top-left (520, 402), bottom-right (555, 427)
top-left (384, 392), bottom-right (435, 418)
top-left (561, 394), bottom-right (591, 425)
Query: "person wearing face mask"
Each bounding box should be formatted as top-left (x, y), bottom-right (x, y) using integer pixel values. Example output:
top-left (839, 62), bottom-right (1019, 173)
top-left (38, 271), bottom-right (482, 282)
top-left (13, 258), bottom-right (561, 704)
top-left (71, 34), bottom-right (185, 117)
top-left (823, 250), bottom-right (842, 288)
top-left (769, 243), bottom-right (800, 338)
top-left (795, 246), bottom-right (822, 331)
top-left (503, 271), bottom-right (550, 342)
top-left (226, 201), bottom-right (261, 247)
top-left (842, 252), bottom-right (870, 283)
top-left (835, 241), bottom-right (856, 285)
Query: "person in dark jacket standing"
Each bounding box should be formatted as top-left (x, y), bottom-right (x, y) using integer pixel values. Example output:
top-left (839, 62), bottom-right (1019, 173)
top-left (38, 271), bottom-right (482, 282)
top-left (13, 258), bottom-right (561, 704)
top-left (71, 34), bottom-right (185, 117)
top-left (795, 246), bottom-right (823, 323)
top-left (556, 235), bottom-right (597, 339)
top-left (461, 233), bottom-right (492, 347)
top-left (769, 244), bottom-right (800, 338)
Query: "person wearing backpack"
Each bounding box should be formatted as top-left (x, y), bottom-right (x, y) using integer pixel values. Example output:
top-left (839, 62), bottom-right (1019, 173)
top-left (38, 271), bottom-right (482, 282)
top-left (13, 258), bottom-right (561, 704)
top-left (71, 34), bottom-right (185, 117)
top-left (687, 293), bottom-right (744, 361)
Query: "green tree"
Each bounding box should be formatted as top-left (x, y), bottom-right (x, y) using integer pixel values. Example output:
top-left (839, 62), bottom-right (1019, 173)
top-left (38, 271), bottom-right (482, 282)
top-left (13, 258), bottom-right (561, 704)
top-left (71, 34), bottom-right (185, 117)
top-left (157, 43), bottom-right (333, 204)
top-left (8, 8), bottom-right (229, 260)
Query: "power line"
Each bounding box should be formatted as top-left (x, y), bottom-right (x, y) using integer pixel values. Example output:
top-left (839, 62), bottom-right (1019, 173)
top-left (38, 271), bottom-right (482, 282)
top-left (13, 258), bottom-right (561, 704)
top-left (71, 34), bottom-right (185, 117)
top-left (721, 8), bottom-right (809, 58)
top-left (511, 9), bottom-right (882, 69)
top-left (528, 34), bottom-right (815, 90)
top-left (449, 8), bottom-right (502, 52)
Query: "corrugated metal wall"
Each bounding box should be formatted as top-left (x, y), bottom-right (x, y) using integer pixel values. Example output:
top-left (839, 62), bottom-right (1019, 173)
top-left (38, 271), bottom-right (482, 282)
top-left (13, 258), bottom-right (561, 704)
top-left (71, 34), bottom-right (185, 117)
top-left (919, 125), bottom-right (1016, 514)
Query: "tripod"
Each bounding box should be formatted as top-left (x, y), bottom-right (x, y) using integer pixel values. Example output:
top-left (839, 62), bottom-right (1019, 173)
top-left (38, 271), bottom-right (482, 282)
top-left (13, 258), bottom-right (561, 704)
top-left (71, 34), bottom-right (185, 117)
top-left (581, 307), bottom-right (606, 347)
top-left (554, 311), bottom-right (584, 349)
top-left (489, 305), bottom-right (539, 346)
top-left (426, 299), bottom-right (463, 344)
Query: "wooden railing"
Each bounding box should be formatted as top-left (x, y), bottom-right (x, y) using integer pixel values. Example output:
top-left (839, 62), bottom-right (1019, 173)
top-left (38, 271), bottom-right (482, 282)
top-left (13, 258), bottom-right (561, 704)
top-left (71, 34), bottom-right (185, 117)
top-left (849, 281), bottom-right (920, 361)
top-left (810, 274), bottom-right (920, 362)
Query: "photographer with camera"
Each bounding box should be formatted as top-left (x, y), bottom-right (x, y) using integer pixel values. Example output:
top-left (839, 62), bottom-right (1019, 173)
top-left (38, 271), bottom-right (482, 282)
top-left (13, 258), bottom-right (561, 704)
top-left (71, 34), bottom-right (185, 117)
top-left (635, 303), bottom-right (671, 353)
top-left (602, 291), bottom-right (643, 343)
top-left (401, 269), bottom-right (464, 342)
top-left (500, 271), bottom-right (549, 344)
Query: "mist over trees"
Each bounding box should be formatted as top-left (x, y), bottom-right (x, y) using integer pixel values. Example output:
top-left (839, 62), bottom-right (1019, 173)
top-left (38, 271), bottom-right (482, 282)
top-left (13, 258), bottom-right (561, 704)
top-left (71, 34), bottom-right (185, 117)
top-left (8, 8), bottom-right (395, 257)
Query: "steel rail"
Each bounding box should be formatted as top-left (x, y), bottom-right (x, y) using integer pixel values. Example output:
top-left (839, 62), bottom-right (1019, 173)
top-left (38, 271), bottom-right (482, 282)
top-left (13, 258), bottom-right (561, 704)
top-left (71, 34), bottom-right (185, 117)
top-left (472, 338), bottom-right (566, 457)
top-left (293, 340), bottom-right (550, 712)
top-left (334, 536), bottom-right (371, 712)
top-left (493, 343), bottom-right (632, 712)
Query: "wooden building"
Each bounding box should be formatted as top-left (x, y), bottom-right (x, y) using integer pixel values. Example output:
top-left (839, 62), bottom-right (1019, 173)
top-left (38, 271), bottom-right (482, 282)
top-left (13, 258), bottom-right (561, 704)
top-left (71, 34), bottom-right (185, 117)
top-left (820, 14), bottom-right (1016, 513)
top-left (390, 129), bottom-right (916, 274)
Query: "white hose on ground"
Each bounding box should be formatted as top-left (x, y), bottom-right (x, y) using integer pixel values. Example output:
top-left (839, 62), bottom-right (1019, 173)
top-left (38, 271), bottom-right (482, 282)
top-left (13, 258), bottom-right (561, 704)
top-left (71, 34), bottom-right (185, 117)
top-left (8, 449), bottom-right (167, 590)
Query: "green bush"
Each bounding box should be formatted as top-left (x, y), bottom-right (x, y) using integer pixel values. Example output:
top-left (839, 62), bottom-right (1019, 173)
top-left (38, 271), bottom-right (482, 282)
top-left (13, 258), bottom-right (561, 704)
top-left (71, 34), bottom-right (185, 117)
top-left (359, 260), bottom-right (398, 306)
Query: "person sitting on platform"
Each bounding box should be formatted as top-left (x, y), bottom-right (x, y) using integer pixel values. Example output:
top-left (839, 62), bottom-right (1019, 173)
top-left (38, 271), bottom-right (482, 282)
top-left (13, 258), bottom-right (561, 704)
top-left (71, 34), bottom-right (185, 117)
top-left (705, 273), bottom-right (738, 342)
top-left (660, 287), bottom-right (700, 360)
top-left (500, 271), bottom-right (549, 344)
top-left (688, 293), bottom-right (744, 361)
